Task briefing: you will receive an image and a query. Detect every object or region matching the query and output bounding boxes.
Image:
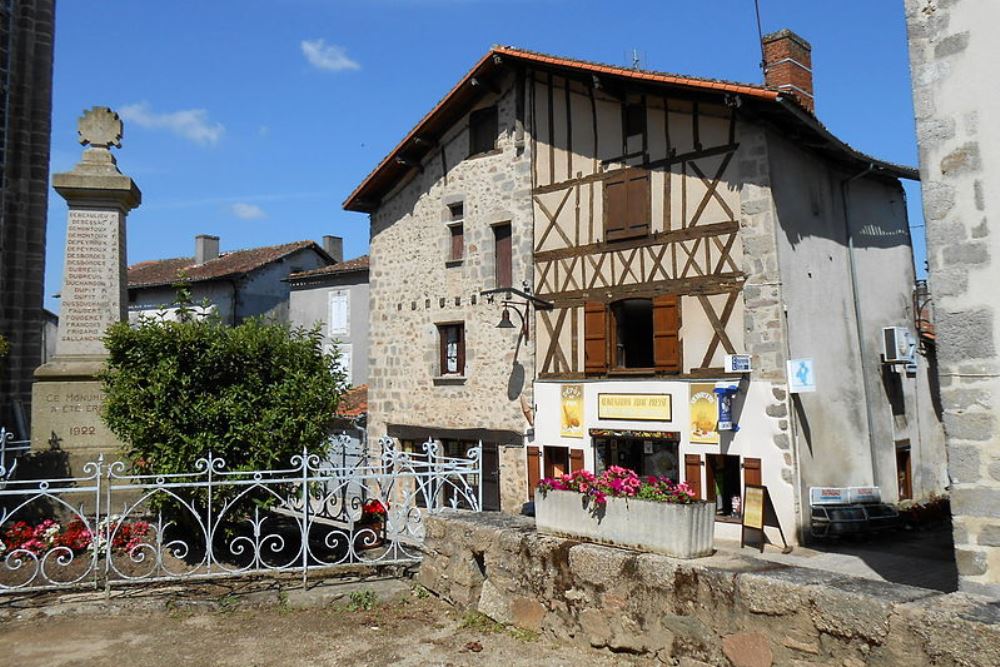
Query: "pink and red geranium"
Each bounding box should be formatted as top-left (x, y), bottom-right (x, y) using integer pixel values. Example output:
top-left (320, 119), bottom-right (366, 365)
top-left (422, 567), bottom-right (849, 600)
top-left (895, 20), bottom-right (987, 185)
top-left (537, 465), bottom-right (697, 506)
top-left (1, 517), bottom-right (150, 556)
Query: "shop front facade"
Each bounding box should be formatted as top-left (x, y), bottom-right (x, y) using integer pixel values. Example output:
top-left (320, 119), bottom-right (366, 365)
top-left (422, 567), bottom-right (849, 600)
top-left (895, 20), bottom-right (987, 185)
top-left (531, 379), bottom-right (793, 543)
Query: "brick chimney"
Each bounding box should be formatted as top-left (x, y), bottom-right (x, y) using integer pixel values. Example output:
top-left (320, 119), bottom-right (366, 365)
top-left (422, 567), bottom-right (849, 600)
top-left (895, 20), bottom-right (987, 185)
top-left (322, 235), bottom-right (343, 263)
top-left (195, 234), bottom-right (220, 265)
top-left (763, 29), bottom-right (814, 113)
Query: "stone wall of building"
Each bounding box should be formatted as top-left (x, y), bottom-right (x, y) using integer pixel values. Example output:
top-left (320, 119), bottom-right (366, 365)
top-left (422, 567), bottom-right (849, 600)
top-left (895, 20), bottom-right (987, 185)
top-left (419, 511), bottom-right (1000, 667)
top-left (367, 72), bottom-right (533, 512)
top-left (0, 1), bottom-right (55, 434)
top-left (905, 0), bottom-right (1000, 596)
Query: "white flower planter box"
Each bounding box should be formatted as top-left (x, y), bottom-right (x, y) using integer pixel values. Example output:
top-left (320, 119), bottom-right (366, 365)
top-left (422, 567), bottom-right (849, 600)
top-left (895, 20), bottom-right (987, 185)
top-left (534, 489), bottom-right (715, 559)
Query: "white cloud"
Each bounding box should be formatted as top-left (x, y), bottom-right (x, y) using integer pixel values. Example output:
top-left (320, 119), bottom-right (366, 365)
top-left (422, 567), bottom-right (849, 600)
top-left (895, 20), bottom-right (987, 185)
top-left (301, 39), bottom-right (360, 72)
top-left (231, 203), bottom-right (267, 220)
top-left (119, 102), bottom-right (225, 146)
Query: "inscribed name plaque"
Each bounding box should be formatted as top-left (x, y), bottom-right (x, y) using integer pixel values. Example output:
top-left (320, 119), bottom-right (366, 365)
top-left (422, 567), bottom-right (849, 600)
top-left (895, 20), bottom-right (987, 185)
top-left (597, 394), bottom-right (672, 421)
top-left (58, 208), bottom-right (125, 356)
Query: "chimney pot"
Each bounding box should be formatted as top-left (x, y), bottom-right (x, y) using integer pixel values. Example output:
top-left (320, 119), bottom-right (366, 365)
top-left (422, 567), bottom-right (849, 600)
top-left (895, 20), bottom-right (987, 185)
top-left (763, 29), bottom-right (814, 113)
top-left (322, 235), bottom-right (343, 263)
top-left (195, 234), bottom-right (220, 265)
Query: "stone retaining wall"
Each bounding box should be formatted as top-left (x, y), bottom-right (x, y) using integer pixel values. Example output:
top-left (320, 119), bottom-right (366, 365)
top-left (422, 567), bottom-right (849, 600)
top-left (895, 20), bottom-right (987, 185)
top-left (419, 511), bottom-right (1000, 666)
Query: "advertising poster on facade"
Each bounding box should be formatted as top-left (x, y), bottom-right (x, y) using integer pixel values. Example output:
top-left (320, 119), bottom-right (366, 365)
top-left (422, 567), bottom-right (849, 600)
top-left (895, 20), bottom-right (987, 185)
top-left (560, 383), bottom-right (583, 438)
top-left (689, 383), bottom-right (719, 444)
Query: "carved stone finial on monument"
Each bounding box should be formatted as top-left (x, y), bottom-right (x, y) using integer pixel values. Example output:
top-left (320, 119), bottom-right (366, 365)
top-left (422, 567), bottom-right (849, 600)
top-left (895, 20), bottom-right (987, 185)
top-left (31, 105), bottom-right (142, 472)
top-left (77, 106), bottom-right (123, 149)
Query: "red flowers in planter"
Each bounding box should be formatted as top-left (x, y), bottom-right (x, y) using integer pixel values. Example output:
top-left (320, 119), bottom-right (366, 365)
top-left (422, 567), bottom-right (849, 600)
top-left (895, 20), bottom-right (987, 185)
top-left (360, 499), bottom-right (387, 524)
top-left (537, 466), bottom-right (697, 507)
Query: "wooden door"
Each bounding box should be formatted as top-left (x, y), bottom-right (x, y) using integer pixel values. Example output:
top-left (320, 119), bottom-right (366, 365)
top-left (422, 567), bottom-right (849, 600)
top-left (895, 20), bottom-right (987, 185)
top-left (481, 442), bottom-right (500, 512)
top-left (743, 457), bottom-right (762, 488)
top-left (527, 446), bottom-right (542, 501)
top-left (684, 454), bottom-right (703, 499)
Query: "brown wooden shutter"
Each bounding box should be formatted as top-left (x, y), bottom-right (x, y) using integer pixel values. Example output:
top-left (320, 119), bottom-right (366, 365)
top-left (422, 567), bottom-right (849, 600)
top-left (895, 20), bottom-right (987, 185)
top-left (743, 457), bottom-right (762, 487)
top-left (457, 324), bottom-right (466, 375)
top-left (684, 454), bottom-right (703, 500)
top-left (527, 446), bottom-right (542, 500)
top-left (653, 294), bottom-right (681, 373)
top-left (569, 448), bottom-right (584, 473)
top-left (625, 168), bottom-right (651, 237)
top-left (494, 223), bottom-right (512, 288)
top-left (604, 173), bottom-right (628, 240)
top-left (584, 302), bottom-right (608, 374)
top-left (450, 225), bottom-right (464, 261)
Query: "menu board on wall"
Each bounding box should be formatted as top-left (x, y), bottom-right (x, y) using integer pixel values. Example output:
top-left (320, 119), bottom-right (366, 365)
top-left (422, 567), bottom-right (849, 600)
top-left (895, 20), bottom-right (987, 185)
top-left (560, 384), bottom-right (584, 438)
top-left (689, 383), bottom-right (719, 444)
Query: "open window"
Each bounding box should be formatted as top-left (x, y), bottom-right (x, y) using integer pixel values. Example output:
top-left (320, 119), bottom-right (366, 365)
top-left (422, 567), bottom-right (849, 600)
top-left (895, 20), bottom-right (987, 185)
top-left (584, 295), bottom-right (681, 375)
top-left (604, 166), bottom-right (650, 241)
top-left (469, 106), bottom-right (498, 156)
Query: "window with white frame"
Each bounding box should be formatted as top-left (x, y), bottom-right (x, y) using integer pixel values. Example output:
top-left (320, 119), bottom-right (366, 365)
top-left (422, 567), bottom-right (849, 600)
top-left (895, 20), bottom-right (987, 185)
top-left (332, 343), bottom-right (353, 382)
top-left (328, 289), bottom-right (349, 336)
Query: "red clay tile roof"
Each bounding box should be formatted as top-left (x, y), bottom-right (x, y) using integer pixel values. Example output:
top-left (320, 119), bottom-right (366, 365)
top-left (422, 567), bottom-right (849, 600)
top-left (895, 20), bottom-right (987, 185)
top-left (343, 45), bottom-right (916, 212)
top-left (129, 240), bottom-right (324, 288)
top-left (335, 384), bottom-right (368, 418)
top-left (288, 255), bottom-right (369, 281)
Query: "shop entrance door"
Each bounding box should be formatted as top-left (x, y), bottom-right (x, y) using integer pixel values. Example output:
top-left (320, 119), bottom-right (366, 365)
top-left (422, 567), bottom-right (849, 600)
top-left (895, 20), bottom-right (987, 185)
top-left (481, 443), bottom-right (500, 511)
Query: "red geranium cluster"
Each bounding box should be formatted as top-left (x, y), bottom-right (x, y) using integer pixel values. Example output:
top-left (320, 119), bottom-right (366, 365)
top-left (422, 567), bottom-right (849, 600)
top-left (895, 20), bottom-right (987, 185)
top-left (0, 517), bottom-right (151, 557)
top-left (361, 499), bottom-right (387, 523)
top-left (1, 520), bottom-right (59, 555)
top-left (537, 466), bottom-right (697, 507)
top-left (111, 519), bottom-right (150, 554)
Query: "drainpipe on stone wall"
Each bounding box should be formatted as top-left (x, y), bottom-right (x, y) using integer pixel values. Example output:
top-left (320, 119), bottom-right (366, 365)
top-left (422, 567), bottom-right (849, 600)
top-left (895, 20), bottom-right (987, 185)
top-left (841, 163), bottom-right (879, 488)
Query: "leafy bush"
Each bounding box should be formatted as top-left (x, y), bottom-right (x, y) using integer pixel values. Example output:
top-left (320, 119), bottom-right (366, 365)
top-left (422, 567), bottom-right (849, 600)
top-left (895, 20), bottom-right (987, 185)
top-left (100, 306), bottom-right (346, 476)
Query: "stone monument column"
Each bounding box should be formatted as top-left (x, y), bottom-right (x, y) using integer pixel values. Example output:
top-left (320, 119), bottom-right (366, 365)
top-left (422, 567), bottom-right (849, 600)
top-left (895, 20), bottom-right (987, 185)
top-left (31, 107), bottom-right (141, 471)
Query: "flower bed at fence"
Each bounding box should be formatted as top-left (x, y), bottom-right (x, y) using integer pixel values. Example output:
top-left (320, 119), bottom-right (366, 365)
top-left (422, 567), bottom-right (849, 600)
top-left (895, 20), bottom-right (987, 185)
top-left (0, 517), bottom-right (150, 557)
top-left (535, 466), bottom-right (713, 559)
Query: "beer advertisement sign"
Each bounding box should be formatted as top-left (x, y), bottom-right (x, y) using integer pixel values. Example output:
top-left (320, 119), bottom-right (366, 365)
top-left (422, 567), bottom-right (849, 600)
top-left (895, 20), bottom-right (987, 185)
top-left (689, 383), bottom-right (719, 444)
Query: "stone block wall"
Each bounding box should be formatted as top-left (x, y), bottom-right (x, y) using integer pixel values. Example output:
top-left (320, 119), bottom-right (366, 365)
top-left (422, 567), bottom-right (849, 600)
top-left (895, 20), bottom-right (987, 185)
top-left (419, 511), bottom-right (1000, 667)
top-left (905, 0), bottom-right (1000, 595)
top-left (0, 1), bottom-right (55, 432)
top-left (367, 72), bottom-right (532, 511)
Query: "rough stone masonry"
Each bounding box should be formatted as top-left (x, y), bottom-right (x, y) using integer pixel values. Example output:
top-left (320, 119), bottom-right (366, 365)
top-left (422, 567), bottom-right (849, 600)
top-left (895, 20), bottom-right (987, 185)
top-left (419, 511), bottom-right (1000, 667)
top-left (905, 0), bottom-right (1000, 596)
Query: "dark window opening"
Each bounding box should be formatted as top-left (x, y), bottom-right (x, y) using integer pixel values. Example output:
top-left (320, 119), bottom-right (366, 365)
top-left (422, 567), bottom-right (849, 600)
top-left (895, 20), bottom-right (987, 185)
top-left (469, 106), bottom-right (498, 156)
top-left (897, 447), bottom-right (913, 500)
top-left (493, 223), bottom-right (512, 288)
top-left (611, 299), bottom-right (654, 369)
top-left (595, 437), bottom-right (679, 480)
top-left (625, 103), bottom-right (645, 138)
top-left (437, 323), bottom-right (465, 376)
top-left (706, 454), bottom-right (742, 520)
top-left (448, 202), bottom-right (464, 221)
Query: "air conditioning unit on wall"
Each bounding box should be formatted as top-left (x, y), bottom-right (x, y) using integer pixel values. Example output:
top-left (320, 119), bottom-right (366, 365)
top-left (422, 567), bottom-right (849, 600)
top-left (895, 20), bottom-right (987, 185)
top-left (881, 326), bottom-right (916, 365)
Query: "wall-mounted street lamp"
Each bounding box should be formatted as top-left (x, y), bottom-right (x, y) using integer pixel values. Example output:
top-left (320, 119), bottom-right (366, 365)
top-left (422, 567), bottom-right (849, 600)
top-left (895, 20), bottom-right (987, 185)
top-left (480, 283), bottom-right (553, 342)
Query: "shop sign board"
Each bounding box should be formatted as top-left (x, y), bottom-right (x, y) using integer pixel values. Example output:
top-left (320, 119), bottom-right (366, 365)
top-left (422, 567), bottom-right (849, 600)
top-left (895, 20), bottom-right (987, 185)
top-left (560, 384), bottom-right (584, 438)
top-left (787, 358), bottom-right (816, 393)
top-left (689, 383), bottom-right (719, 444)
top-left (809, 487), bottom-right (849, 506)
top-left (742, 484), bottom-right (790, 553)
top-left (597, 393), bottom-right (672, 422)
top-left (848, 486), bottom-right (881, 504)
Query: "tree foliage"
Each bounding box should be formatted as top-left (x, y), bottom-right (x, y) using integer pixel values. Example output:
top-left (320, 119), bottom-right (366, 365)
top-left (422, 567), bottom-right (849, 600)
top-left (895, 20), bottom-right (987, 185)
top-left (99, 301), bottom-right (346, 475)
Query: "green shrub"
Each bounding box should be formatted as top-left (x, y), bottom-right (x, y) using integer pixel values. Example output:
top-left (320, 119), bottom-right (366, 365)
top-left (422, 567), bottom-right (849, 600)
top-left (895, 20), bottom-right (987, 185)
top-left (99, 306), bottom-right (346, 476)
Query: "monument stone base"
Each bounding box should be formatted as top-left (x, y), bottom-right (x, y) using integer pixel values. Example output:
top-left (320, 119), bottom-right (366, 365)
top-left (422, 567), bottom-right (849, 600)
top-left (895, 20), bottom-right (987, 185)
top-left (31, 357), bottom-right (124, 477)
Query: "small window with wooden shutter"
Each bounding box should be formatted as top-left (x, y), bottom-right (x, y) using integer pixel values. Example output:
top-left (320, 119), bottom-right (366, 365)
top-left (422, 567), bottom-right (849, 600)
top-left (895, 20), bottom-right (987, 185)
top-left (604, 166), bottom-right (650, 241)
top-left (684, 454), bottom-right (703, 500)
top-left (437, 323), bottom-right (465, 376)
top-left (493, 223), bottom-right (512, 288)
top-left (652, 294), bottom-right (682, 374)
top-left (569, 448), bottom-right (585, 473)
top-left (584, 302), bottom-right (608, 374)
top-left (527, 446), bottom-right (542, 500)
top-left (446, 202), bottom-right (464, 264)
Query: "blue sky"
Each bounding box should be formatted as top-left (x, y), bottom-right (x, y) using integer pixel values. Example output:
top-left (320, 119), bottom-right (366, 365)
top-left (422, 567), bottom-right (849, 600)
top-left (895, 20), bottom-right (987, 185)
top-left (45, 0), bottom-right (924, 312)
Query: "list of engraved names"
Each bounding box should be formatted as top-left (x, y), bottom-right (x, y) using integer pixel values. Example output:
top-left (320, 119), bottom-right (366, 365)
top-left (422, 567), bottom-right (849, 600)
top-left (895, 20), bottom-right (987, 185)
top-left (57, 208), bottom-right (123, 356)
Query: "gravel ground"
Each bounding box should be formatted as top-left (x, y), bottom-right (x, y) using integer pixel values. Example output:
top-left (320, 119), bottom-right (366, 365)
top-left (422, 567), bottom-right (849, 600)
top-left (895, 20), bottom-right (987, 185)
top-left (0, 588), bottom-right (642, 667)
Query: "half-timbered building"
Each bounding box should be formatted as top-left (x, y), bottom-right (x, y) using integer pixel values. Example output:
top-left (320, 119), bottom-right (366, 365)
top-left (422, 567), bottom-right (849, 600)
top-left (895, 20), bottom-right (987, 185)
top-left (346, 30), bottom-right (946, 540)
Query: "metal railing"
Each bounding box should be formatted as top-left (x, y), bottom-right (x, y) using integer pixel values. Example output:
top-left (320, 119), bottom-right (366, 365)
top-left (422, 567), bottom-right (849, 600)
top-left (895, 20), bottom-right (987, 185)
top-left (0, 436), bottom-right (481, 594)
top-left (0, 427), bottom-right (31, 484)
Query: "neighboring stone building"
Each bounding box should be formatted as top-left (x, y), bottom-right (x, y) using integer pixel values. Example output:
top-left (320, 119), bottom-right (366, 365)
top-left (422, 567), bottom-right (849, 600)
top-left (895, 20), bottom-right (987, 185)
top-left (0, 1), bottom-right (55, 435)
top-left (127, 235), bottom-right (335, 324)
top-left (346, 35), bottom-right (945, 532)
top-left (288, 251), bottom-right (369, 387)
top-left (905, 1), bottom-right (1000, 596)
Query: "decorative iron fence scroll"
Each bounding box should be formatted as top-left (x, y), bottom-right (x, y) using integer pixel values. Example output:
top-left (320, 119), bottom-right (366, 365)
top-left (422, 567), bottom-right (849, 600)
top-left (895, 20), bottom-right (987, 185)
top-left (0, 436), bottom-right (481, 594)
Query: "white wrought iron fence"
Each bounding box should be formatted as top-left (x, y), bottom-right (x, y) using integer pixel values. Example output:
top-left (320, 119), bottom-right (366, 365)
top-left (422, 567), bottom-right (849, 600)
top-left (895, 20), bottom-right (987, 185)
top-left (0, 427), bottom-right (31, 484)
top-left (0, 436), bottom-right (481, 594)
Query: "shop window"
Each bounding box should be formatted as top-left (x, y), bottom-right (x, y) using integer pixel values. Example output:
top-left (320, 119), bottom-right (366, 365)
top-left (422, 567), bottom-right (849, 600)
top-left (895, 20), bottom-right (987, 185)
top-left (469, 106), bottom-right (498, 156)
top-left (437, 323), bottom-right (465, 376)
top-left (706, 454), bottom-right (742, 521)
top-left (604, 166), bottom-right (650, 241)
top-left (585, 295), bottom-right (681, 375)
top-left (493, 223), bottom-right (512, 288)
top-left (595, 437), bottom-right (678, 479)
